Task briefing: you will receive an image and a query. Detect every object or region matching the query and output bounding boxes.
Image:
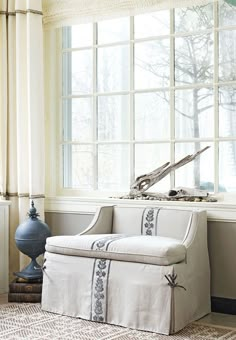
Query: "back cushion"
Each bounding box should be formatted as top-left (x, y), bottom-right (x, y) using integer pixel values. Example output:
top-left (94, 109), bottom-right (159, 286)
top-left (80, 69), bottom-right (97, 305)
top-left (112, 206), bottom-right (193, 241)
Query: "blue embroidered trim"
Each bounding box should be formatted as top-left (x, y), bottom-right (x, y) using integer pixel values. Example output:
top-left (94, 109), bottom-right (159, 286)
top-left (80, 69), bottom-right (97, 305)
top-left (91, 258), bottom-right (111, 322)
top-left (142, 207), bottom-right (160, 236)
top-left (91, 234), bottom-right (125, 251)
top-left (90, 235), bottom-right (127, 322)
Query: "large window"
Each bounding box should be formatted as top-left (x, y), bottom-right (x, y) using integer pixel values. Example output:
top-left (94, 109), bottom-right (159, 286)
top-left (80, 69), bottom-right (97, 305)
top-left (61, 1), bottom-right (236, 194)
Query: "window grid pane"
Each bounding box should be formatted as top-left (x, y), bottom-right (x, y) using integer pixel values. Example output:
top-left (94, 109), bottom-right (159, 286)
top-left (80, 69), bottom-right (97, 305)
top-left (175, 33), bottom-right (214, 86)
top-left (97, 45), bottom-right (130, 93)
top-left (135, 92), bottom-right (170, 140)
top-left (175, 142), bottom-right (214, 192)
top-left (135, 39), bottom-right (170, 89)
top-left (175, 88), bottom-right (214, 139)
top-left (61, 2), bottom-right (236, 194)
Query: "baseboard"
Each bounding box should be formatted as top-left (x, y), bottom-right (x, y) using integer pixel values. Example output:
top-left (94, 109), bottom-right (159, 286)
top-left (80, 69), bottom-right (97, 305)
top-left (211, 296), bottom-right (236, 315)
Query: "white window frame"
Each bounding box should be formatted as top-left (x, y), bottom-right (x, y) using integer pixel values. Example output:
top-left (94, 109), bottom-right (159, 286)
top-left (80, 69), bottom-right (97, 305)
top-left (45, 2), bottom-right (236, 200)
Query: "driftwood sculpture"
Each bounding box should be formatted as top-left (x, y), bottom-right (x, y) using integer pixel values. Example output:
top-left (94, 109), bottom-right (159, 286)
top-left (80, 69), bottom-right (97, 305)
top-left (118, 146), bottom-right (217, 202)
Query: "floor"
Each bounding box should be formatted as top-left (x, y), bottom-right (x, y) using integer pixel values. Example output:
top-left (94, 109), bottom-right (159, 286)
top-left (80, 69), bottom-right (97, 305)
top-left (0, 294), bottom-right (236, 329)
top-left (197, 312), bottom-right (236, 329)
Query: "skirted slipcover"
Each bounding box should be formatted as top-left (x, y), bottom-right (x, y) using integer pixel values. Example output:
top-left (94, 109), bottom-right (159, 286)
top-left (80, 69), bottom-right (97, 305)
top-left (41, 206), bottom-right (211, 335)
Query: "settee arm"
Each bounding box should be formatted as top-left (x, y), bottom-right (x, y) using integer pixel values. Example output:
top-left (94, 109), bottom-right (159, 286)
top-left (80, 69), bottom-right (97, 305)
top-left (182, 210), bottom-right (207, 248)
top-left (79, 206), bottom-right (114, 235)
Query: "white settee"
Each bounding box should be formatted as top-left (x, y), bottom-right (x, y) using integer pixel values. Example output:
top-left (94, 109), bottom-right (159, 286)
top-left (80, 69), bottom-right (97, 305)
top-left (41, 205), bottom-right (211, 335)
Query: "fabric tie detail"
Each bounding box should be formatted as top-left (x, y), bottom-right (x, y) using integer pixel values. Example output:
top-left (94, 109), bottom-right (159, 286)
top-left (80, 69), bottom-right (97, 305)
top-left (165, 272), bottom-right (186, 291)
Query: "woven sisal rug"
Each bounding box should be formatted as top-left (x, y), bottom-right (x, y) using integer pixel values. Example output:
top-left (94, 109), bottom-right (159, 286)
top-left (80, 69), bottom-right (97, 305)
top-left (0, 304), bottom-right (235, 339)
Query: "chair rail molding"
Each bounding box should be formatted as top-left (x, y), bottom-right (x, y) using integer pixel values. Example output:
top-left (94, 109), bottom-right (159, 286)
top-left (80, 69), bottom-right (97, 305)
top-left (0, 201), bottom-right (10, 293)
top-left (45, 196), bottom-right (236, 222)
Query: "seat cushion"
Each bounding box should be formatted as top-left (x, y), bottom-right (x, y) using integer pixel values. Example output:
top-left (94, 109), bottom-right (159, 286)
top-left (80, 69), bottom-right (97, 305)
top-left (46, 234), bottom-right (186, 266)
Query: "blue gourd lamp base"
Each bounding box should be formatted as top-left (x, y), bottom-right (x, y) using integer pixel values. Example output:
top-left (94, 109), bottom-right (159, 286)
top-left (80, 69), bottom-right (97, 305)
top-left (14, 258), bottom-right (43, 280)
top-left (14, 200), bottom-right (51, 281)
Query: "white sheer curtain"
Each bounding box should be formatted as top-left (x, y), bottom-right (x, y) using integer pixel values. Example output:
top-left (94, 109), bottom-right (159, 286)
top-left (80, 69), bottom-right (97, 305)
top-left (0, 0), bottom-right (44, 280)
top-left (43, 0), bottom-right (218, 29)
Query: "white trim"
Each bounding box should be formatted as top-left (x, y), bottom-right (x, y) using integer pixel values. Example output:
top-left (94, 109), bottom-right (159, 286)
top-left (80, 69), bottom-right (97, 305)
top-left (170, 8), bottom-right (175, 189)
top-left (45, 195), bottom-right (236, 222)
top-left (213, 2), bottom-right (219, 193)
top-left (130, 16), bottom-right (135, 185)
top-left (0, 200), bottom-right (11, 206)
top-left (60, 137), bottom-right (236, 145)
top-left (61, 81), bottom-right (236, 99)
top-left (44, 28), bottom-right (60, 197)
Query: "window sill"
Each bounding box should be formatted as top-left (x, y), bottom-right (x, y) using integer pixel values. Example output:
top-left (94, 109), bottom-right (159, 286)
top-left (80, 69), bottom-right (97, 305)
top-left (45, 194), bottom-right (236, 222)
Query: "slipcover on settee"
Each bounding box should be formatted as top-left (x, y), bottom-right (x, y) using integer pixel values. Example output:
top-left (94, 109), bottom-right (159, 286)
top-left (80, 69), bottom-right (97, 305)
top-left (41, 205), bottom-right (211, 335)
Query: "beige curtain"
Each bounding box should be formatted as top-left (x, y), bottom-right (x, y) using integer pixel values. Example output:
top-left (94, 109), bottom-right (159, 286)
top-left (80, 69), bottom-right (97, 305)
top-left (43, 0), bottom-right (218, 29)
top-left (0, 0), bottom-right (45, 281)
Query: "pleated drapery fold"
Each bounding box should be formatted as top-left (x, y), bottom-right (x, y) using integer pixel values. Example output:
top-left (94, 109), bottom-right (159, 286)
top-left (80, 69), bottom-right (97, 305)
top-left (0, 0), bottom-right (45, 280)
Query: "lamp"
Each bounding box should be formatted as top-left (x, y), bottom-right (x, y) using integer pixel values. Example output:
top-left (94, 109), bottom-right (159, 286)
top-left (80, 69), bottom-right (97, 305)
top-left (14, 201), bottom-right (51, 280)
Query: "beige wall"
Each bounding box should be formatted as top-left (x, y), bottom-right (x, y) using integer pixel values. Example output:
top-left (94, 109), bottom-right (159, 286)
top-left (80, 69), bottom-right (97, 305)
top-left (45, 212), bottom-right (93, 236)
top-left (45, 212), bottom-right (236, 300)
top-left (208, 221), bottom-right (236, 299)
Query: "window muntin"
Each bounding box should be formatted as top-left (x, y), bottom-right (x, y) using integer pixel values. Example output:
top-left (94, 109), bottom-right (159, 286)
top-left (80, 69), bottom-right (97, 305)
top-left (61, 1), bottom-right (236, 194)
